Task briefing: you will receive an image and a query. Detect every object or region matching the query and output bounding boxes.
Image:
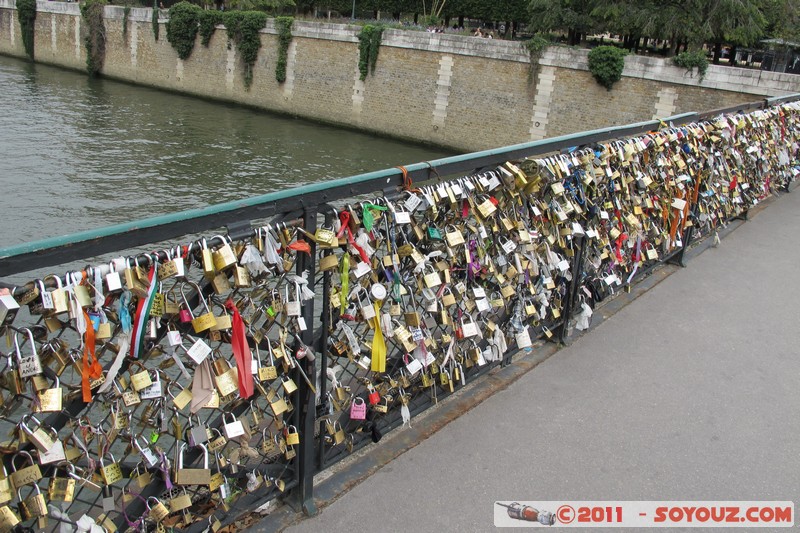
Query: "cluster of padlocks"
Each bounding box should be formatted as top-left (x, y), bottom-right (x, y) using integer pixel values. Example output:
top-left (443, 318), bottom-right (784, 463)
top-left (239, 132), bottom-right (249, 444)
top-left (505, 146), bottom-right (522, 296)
top-left (0, 102), bottom-right (796, 532)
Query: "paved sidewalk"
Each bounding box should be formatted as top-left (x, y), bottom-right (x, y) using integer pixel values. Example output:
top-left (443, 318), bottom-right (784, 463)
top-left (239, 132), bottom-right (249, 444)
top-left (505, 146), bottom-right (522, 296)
top-left (279, 190), bottom-right (800, 532)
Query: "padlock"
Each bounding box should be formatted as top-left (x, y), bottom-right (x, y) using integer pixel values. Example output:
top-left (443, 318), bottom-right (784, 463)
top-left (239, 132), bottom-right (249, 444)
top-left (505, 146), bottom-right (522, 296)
top-left (358, 289), bottom-right (376, 321)
top-left (349, 397), bottom-right (367, 420)
top-left (137, 369), bottom-right (163, 400)
top-left (422, 264), bottom-right (442, 288)
top-left (285, 425), bottom-right (300, 446)
top-left (210, 301), bottom-right (232, 332)
top-left (130, 462), bottom-right (152, 489)
top-left (211, 355), bottom-right (239, 397)
top-left (15, 328), bottom-right (42, 378)
top-left (168, 381), bottom-right (193, 411)
top-left (44, 274), bottom-right (69, 315)
top-left (0, 505), bottom-right (19, 530)
top-left (133, 435), bottom-right (160, 468)
top-left (34, 376), bottom-right (62, 413)
top-left (174, 443), bottom-right (211, 486)
top-left (99, 452), bottom-right (123, 486)
top-left (212, 235), bottom-right (238, 272)
top-left (47, 463), bottom-right (75, 502)
top-left (17, 484), bottom-right (47, 520)
top-left (169, 487), bottom-right (193, 514)
top-left (367, 384), bottom-right (380, 405)
top-left (147, 496), bottom-right (170, 523)
top-left (258, 342), bottom-right (278, 381)
top-left (222, 413), bottom-right (245, 440)
top-left (0, 468), bottom-right (10, 505)
top-left (128, 361), bottom-right (153, 392)
top-left (180, 282), bottom-right (217, 332)
top-left (188, 416), bottom-right (210, 447)
top-left (260, 429), bottom-right (276, 455)
top-left (18, 416), bottom-right (55, 454)
top-left (207, 428), bottom-right (228, 453)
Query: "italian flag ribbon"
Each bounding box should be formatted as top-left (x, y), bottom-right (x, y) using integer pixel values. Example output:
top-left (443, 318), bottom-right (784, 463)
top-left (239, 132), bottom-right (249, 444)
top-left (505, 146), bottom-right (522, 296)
top-left (130, 263), bottom-right (158, 360)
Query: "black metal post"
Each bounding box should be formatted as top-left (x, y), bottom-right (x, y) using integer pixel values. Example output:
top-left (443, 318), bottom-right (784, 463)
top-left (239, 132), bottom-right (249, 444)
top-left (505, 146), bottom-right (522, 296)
top-left (288, 207), bottom-right (319, 516)
top-left (559, 235), bottom-right (587, 344)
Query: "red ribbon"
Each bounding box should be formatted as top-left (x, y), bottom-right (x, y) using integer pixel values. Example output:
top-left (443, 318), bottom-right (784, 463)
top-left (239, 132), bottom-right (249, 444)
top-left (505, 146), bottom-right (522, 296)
top-left (226, 300), bottom-right (253, 399)
top-left (82, 310), bottom-right (103, 403)
top-left (337, 211), bottom-right (370, 263)
top-left (288, 241), bottom-right (311, 255)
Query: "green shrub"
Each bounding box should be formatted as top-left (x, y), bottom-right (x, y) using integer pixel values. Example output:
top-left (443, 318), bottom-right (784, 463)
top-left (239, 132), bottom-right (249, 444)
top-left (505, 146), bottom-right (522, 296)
top-left (587, 45), bottom-right (627, 90)
top-left (166, 1), bottom-right (202, 60)
top-left (224, 11), bottom-right (267, 89)
top-left (673, 50), bottom-right (709, 80)
top-left (275, 16), bottom-right (293, 83)
top-left (17, 0), bottom-right (36, 59)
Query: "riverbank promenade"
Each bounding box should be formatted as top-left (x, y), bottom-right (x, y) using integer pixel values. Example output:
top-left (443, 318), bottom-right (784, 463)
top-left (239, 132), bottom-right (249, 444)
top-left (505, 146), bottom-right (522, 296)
top-left (250, 185), bottom-right (800, 532)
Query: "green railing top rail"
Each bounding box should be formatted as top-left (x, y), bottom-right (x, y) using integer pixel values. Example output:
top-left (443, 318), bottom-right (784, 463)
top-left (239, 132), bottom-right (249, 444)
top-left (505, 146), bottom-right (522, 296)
top-left (1, 93), bottom-right (797, 277)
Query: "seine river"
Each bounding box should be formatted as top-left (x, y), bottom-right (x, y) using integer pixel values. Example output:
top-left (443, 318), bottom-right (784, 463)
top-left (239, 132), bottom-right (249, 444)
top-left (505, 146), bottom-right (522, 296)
top-left (0, 55), bottom-right (449, 251)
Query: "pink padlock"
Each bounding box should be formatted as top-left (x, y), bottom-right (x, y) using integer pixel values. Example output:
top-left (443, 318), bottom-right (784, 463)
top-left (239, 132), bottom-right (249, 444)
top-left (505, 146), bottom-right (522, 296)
top-left (350, 397), bottom-right (367, 420)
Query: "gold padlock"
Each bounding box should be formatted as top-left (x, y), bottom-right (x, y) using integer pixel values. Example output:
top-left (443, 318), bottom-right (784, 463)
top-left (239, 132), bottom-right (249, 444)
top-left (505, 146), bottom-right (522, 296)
top-left (18, 484), bottom-right (47, 520)
top-left (47, 467), bottom-right (75, 502)
top-left (285, 425), bottom-right (300, 446)
top-left (100, 453), bottom-right (123, 485)
top-left (173, 443), bottom-right (211, 486)
top-left (0, 505), bottom-right (19, 530)
top-left (147, 496), bottom-right (170, 522)
top-left (128, 362), bottom-right (153, 392)
top-left (35, 377), bottom-right (63, 413)
top-left (212, 237), bottom-right (238, 271)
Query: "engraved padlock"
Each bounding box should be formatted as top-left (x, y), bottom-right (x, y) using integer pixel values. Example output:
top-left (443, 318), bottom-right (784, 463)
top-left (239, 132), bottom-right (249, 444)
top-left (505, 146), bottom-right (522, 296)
top-left (99, 452), bottom-right (123, 486)
top-left (147, 496), bottom-right (170, 523)
top-left (9, 451), bottom-right (42, 491)
top-left (17, 484), bottom-right (47, 520)
top-left (15, 328), bottom-right (42, 379)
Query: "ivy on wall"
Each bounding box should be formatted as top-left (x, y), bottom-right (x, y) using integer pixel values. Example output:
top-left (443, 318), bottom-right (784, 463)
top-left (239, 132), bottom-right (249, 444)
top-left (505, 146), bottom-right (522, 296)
top-left (152, 0), bottom-right (159, 41)
top-left (223, 11), bottom-right (267, 89)
top-left (199, 10), bottom-right (223, 47)
top-left (122, 5), bottom-right (130, 44)
top-left (357, 24), bottom-right (383, 81)
top-left (166, 1), bottom-right (201, 60)
top-left (16, 0), bottom-right (36, 59)
top-left (81, 0), bottom-right (107, 77)
top-left (275, 16), bottom-right (293, 83)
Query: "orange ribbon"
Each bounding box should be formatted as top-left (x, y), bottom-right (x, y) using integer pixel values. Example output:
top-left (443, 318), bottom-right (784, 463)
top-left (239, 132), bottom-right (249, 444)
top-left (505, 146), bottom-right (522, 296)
top-left (82, 310), bottom-right (103, 403)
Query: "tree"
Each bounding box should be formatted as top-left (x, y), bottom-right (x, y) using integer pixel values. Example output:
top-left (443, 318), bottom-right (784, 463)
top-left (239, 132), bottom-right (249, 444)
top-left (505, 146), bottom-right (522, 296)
top-left (528, 0), bottom-right (598, 45)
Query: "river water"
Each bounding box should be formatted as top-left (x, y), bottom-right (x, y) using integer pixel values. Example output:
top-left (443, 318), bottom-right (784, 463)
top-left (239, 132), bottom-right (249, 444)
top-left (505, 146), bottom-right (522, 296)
top-left (0, 55), bottom-right (450, 249)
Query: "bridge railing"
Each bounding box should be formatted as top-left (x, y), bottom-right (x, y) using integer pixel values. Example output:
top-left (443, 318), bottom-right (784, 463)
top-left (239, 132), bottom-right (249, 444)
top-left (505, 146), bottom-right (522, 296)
top-left (0, 94), bottom-right (798, 532)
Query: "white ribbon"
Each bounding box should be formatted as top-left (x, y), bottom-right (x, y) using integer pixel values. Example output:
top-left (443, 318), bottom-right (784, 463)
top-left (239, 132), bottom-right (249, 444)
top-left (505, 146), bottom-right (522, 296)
top-left (262, 229), bottom-right (284, 272)
top-left (285, 272), bottom-right (315, 301)
top-left (97, 332), bottom-right (130, 393)
top-left (240, 244), bottom-right (268, 276)
top-left (412, 250), bottom-right (443, 274)
top-left (335, 322), bottom-right (361, 356)
top-left (575, 301), bottom-right (594, 332)
top-left (492, 327), bottom-right (508, 355)
top-left (353, 230), bottom-right (375, 258)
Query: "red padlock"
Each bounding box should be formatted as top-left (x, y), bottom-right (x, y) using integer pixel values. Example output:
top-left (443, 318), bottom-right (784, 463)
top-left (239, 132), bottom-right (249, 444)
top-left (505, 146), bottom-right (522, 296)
top-left (367, 386), bottom-right (380, 406)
